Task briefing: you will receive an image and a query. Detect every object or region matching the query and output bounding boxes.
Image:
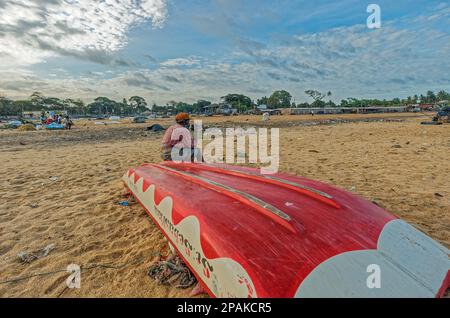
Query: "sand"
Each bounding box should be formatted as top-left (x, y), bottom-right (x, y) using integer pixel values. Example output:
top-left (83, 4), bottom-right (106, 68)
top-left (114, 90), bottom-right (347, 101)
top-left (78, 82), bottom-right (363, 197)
top-left (0, 113), bottom-right (448, 297)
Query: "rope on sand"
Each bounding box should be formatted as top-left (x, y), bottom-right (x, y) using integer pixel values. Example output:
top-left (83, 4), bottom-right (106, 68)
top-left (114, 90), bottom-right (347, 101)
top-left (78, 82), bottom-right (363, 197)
top-left (1, 253), bottom-right (198, 297)
top-left (1, 244), bottom-right (198, 294)
top-left (0, 257), bottom-right (148, 285)
top-left (0, 269), bottom-right (68, 285)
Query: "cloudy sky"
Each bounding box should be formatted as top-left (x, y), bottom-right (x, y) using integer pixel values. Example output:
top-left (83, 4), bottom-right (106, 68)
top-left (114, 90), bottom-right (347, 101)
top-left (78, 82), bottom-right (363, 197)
top-left (0, 0), bottom-right (449, 104)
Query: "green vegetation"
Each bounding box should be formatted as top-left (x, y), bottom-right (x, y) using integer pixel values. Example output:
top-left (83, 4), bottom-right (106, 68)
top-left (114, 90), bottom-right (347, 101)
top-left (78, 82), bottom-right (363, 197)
top-left (304, 90), bottom-right (332, 108)
top-left (1, 89), bottom-right (449, 117)
top-left (221, 94), bottom-right (253, 112)
top-left (0, 92), bottom-right (147, 116)
top-left (267, 90), bottom-right (293, 109)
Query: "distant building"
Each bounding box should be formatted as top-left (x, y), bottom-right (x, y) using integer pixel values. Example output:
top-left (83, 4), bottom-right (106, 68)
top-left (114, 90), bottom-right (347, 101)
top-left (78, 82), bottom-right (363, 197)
top-left (257, 104), bottom-right (268, 111)
top-left (437, 100), bottom-right (449, 109)
top-left (289, 106), bottom-right (408, 115)
top-left (290, 107), bottom-right (344, 115)
top-left (421, 104), bottom-right (437, 111)
top-left (203, 103), bottom-right (237, 115)
top-left (203, 104), bottom-right (220, 114)
top-left (22, 111), bottom-right (42, 118)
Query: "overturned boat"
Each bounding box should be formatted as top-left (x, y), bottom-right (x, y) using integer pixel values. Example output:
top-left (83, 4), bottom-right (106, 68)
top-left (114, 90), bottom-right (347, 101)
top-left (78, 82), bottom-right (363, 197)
top-left (123, 162), bottom-right (449, 298)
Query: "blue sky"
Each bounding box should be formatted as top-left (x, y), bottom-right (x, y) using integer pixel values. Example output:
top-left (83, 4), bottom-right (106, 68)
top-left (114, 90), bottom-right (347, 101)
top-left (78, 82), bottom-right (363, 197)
top-left (0, 0), bottom-right (449, 104)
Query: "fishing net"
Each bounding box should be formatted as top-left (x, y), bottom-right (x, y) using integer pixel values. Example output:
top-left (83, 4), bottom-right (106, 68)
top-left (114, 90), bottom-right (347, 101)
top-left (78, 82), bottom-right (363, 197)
top-left (148, 254), bottom-right (197, 289)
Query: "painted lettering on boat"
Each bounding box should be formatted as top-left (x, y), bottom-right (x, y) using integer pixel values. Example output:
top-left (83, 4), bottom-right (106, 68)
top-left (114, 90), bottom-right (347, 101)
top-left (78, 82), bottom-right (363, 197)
top-left (155, 205), bottom-right (214, 275)
top-left (123, 171), bottom-right (257, 298)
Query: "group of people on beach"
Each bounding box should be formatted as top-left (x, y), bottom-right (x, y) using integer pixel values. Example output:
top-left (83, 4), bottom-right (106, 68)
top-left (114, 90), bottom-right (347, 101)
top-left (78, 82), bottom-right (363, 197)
top-left (39, 111), bottom-right (73, 129)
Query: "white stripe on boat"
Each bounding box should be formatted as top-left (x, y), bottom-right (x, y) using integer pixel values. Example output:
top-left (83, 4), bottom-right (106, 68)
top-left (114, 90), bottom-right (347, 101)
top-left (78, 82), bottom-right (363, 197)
top-left (213, 165), bottom-right (333, 199)
top-left (162, 163), bottom-right (338, 208)
top-left (152, 164), bottom-right (292, 222)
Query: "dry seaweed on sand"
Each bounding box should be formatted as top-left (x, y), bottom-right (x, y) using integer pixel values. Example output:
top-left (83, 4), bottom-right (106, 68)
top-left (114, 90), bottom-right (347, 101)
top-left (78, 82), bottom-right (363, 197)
top-left (17, 124), bottom-right (36, 131)
top-left (17, 244), bottom-right (56, 264)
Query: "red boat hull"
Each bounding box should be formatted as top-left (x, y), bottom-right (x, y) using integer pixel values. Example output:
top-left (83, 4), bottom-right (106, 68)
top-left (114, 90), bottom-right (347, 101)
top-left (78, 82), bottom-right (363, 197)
top-left (123, 162), bottom-right (449, 298)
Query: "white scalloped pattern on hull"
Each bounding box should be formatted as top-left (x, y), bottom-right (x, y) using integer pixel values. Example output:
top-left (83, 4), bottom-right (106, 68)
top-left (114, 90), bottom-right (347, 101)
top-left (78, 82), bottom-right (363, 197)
top-left (295, 219), bottom-right (450, 298)
top-left (123, 172), bottom-right (257, 298)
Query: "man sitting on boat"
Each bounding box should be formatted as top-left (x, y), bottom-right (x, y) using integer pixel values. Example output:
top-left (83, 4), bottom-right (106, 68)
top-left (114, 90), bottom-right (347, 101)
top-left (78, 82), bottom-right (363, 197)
top-left (161, 113), bottom-right (201, 162)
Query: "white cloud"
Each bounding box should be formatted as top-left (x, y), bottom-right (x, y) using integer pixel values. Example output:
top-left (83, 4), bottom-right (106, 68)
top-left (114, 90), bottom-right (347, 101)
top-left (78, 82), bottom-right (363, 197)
top-left (160, 57), bottom-right (202, 67)
top-left (1, 2), bottom-right (449, 104)
top-left (0, 0), bottom-right (168, 67)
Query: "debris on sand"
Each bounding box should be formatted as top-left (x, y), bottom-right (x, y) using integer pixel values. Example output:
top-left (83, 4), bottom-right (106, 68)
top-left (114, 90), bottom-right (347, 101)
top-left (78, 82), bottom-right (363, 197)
top-left (17, 244), bottom-right (56, 264)
top-left (148, 254), bottom-right (197, 289)
top-left (146, 124), bottom-right (165, 132)
top-left (421, 122), bottom-right (443, 125)
top-left (7, 120), bottom-right (23, 128)
top-left (95, 121), bottom-right (120, 126)
top-left (133, 116), bottom-right (147, 124)
top-left (18, 124), bottom-right (36, 131)
top-left (49, 176), bottom-right (59, 182)
top-left (283, 117), bottom-right (406, 128)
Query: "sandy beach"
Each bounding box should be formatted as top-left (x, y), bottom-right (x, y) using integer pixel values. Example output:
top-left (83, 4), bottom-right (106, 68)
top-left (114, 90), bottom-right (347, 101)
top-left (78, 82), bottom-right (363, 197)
top-left (0, 113), bottom-right (448, 297)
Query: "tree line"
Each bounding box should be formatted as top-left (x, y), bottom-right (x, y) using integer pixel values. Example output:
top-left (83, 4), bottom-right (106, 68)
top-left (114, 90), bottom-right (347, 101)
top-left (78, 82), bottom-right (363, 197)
top-left (0, 92), bottom-right (150, 117)
top-left (1, 89), bottom-right (449, 116)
